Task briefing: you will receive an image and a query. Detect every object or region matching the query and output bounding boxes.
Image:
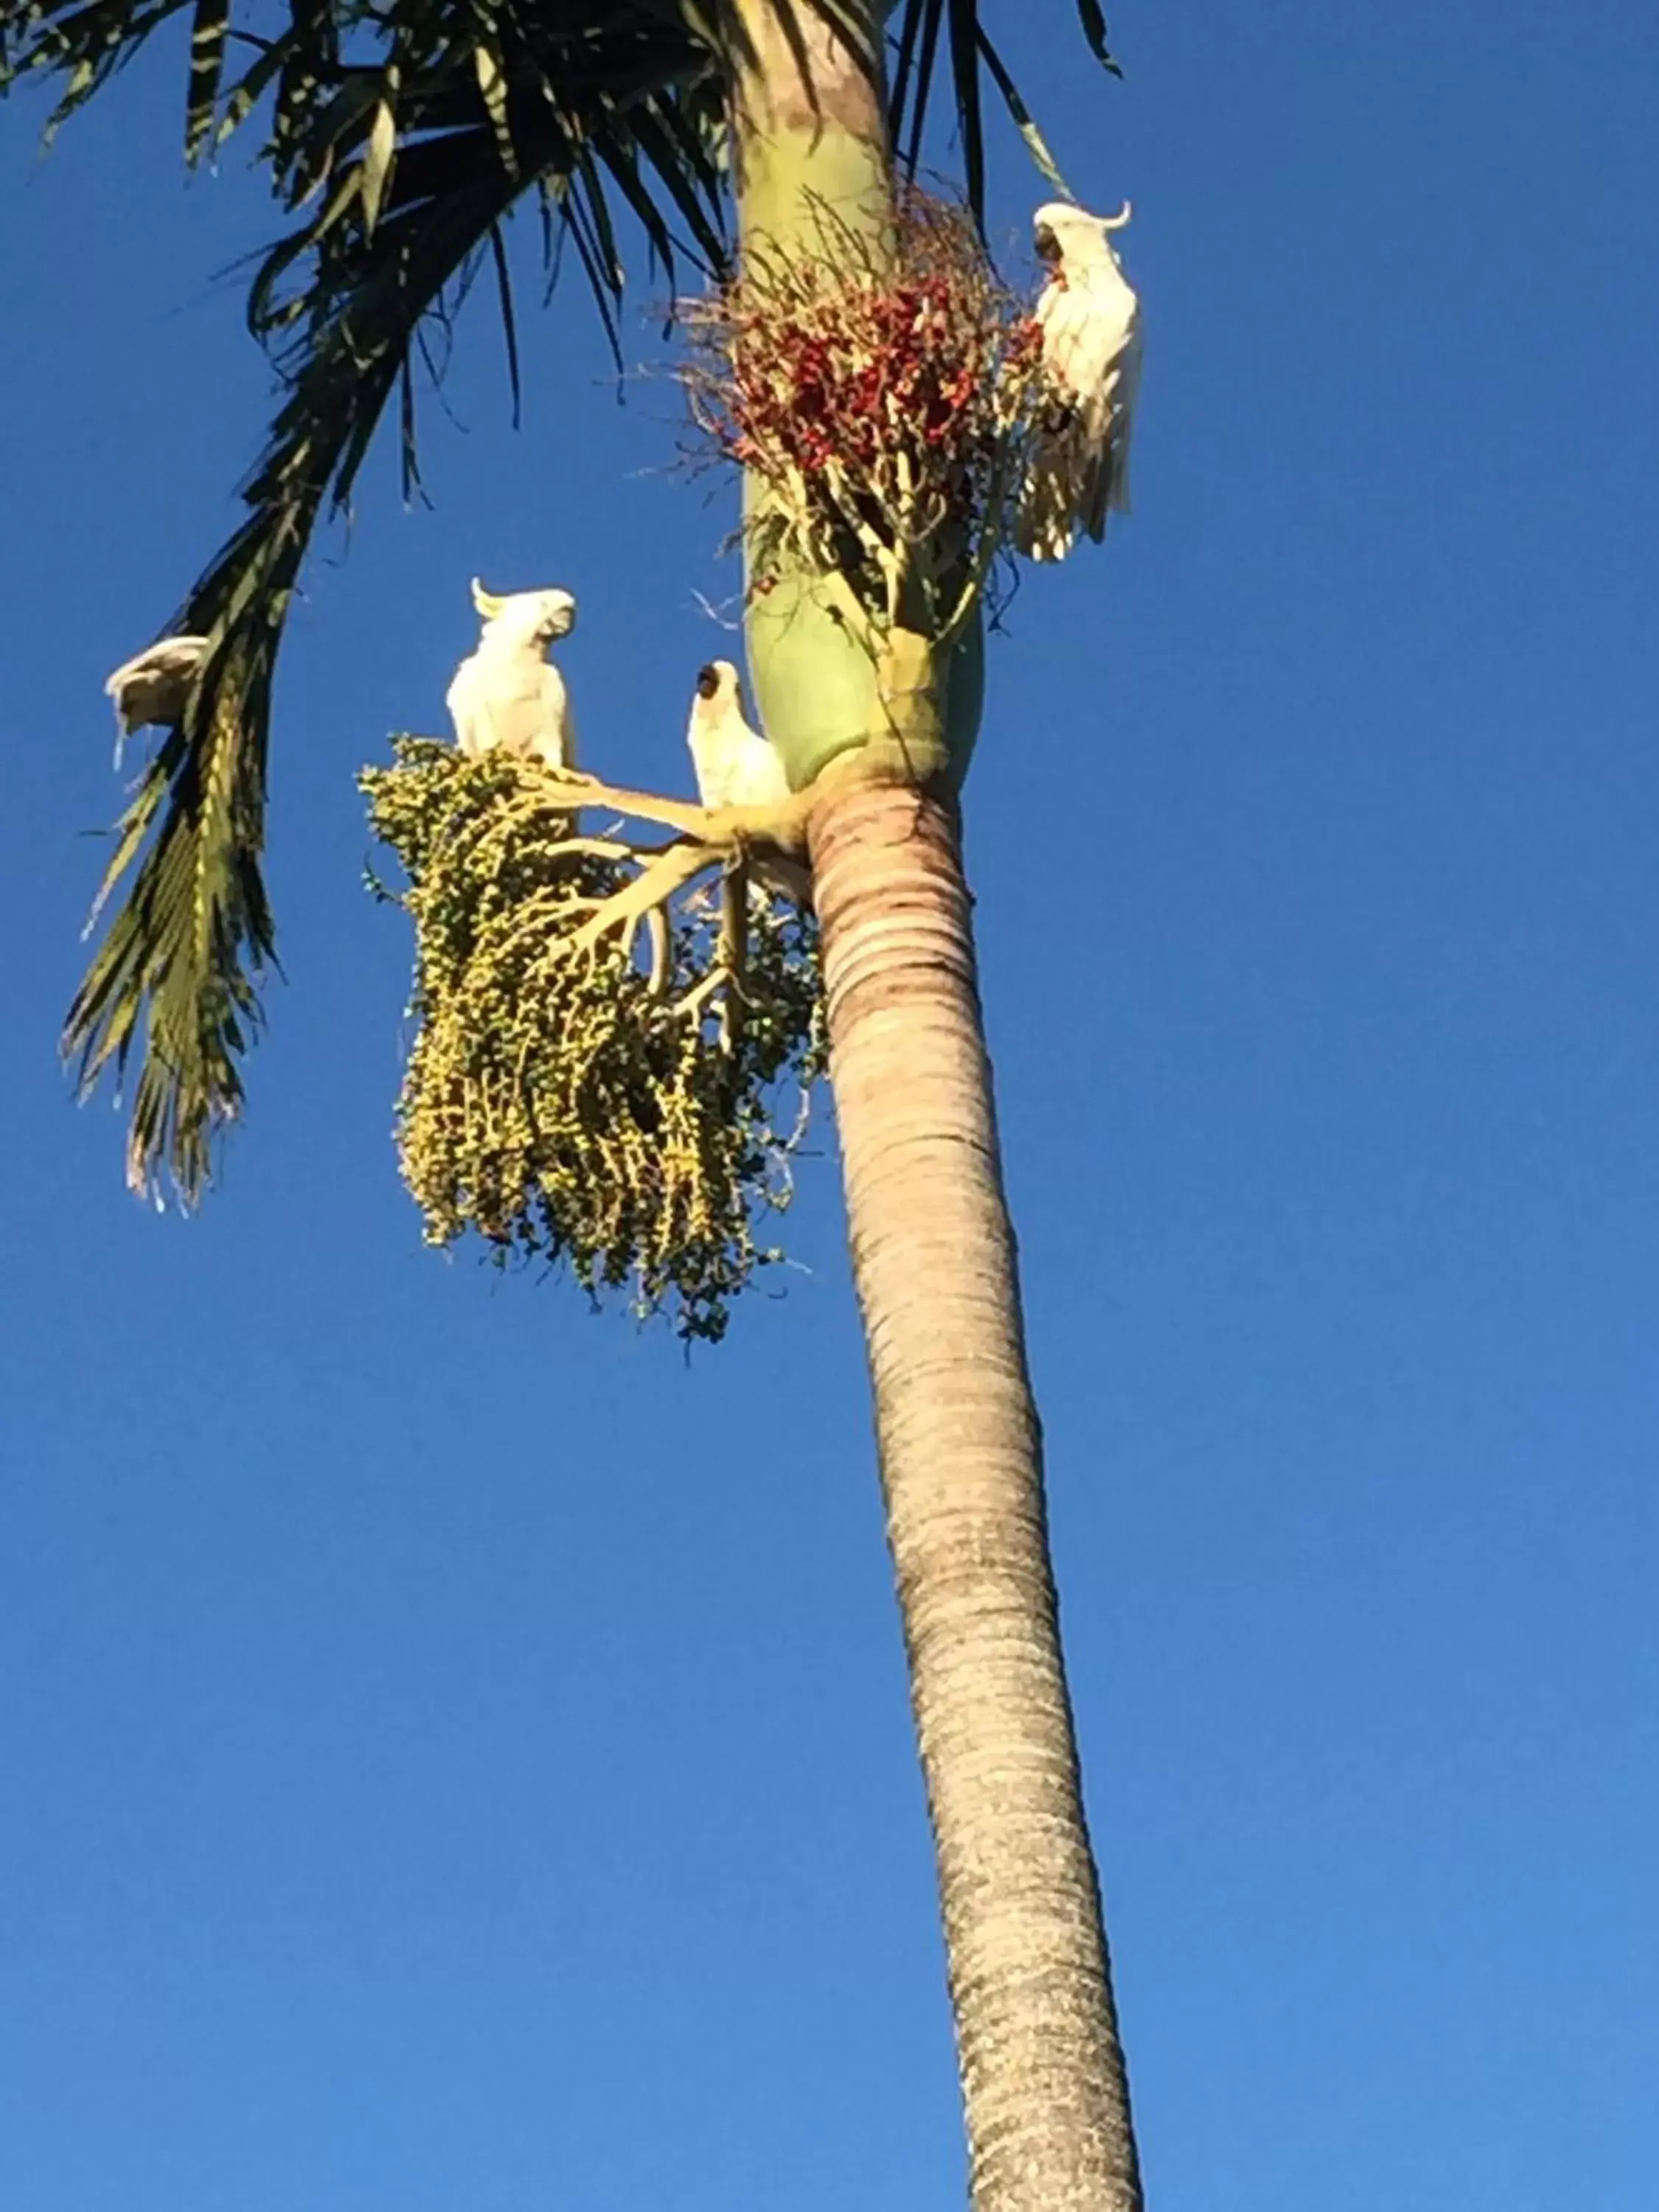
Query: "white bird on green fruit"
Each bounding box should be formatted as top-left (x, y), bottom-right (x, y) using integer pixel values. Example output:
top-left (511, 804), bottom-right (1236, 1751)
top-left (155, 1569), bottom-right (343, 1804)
top-left (1018, 200), bottom-right (1142, 563)
top-left (446, 579), bottom-right (579, 770)
top-left (686, 659), bottom-right (790, 810)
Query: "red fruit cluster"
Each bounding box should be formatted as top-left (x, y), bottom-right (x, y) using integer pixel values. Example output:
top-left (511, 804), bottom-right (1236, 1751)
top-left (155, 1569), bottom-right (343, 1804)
top-left (720, 271), bottom-right (994, 481)
top-left (677, 188), bottom-right (1051, 608)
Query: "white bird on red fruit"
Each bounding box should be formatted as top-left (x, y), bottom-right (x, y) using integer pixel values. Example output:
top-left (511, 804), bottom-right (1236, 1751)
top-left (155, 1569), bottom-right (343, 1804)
top-left (1018, 200), bottom-right (1142, 563)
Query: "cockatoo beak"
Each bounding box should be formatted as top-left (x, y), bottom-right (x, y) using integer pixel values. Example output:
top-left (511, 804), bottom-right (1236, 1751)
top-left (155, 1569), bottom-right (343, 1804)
top-left (470, 577), bottom-right (507, 619)
top-left (1034, 223), bottom-right (1060, 265)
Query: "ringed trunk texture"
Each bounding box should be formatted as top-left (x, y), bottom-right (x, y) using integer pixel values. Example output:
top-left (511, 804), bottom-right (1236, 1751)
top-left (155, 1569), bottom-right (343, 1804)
top-left (810, 776), bottom-right (1141, 2212)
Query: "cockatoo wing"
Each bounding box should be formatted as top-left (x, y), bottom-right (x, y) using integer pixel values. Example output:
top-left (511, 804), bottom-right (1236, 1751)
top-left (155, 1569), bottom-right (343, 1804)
top-left (1021, 260), bottom-right (1142, 560)
top-left (686, 724), bottom-right (727, 809)
top-left (445, 652), bottom-right (493, 756)
top-left (688, 716), bottom-right (787, 810)
top-left (727, 728), bottom-right (790, 808)
top-left (1060, 265), bottom-right (1140, 539)
top-left (1094, 323), bottom-right (1142, 522)
top-left (527, 663), bottom-right (577, 771)
top-left (1037, 257), bottom-right (1138, 398)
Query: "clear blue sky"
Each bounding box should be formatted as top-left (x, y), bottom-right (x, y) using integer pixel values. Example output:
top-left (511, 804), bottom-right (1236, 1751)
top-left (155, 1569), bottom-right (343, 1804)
top-left (2, 7), bottom-right (1655, 2208)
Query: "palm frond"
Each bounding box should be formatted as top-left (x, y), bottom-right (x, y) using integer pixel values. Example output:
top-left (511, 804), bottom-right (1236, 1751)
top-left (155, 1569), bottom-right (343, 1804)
top-left (886, 0), bottom-right (1121, 218)
top-left (57, 9), bottom-right (730, 1203)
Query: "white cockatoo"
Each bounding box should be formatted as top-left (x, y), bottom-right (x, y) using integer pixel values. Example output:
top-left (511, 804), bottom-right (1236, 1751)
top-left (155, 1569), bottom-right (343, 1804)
top-left (1018, 200), bottom-right (1143, 563)
top-left (445, 578), bottom-right (579, 770)
top-left (686, 660), bottom-right (810, 909)
top-left (104, 633), bottom-right (209, 764)
top-left (686, 660), bottom-right (790, 810)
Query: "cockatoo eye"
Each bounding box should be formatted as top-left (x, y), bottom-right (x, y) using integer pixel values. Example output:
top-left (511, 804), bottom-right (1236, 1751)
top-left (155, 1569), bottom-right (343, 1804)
top-left (695, 664), bottom-right (721, 699)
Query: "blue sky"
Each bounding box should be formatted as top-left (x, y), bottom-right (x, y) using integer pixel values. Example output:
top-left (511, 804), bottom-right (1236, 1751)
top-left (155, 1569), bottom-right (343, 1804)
top-left (2, 5), bottom-right (1656, 2208)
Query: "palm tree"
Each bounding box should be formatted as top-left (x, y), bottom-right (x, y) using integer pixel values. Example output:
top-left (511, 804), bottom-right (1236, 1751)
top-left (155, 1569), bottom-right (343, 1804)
top-left (2, 4), bottom-right (1143, 2205)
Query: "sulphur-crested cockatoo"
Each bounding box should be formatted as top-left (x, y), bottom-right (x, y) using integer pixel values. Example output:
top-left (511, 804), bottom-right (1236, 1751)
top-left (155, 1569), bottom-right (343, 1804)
top-left (1018, 201), bottom-right (1142, 563)
top-left (104, 634), bottom-right (209, 765)
top-left (686, 661), bottom-right (810, 909)
top-left (445, 579), bottom-right (578, 769)
top-left (686, 661), bottom-right (790, 810)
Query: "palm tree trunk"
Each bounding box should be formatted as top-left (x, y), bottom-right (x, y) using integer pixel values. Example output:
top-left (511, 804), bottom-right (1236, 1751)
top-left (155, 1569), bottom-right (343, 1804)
top-left (810, 773), bottom-right (1141, 2212)
top-left (729, 9), bottom-right (1142, 2207)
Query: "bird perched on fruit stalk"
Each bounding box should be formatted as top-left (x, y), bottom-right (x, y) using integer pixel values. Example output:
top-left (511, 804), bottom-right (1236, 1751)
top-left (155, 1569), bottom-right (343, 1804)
top-left (104, 634), bottom-right (209, 765)
top-left (1018, 200), bottom-right (1143, 563)
top-left (686, 660), bottom-right (810, 910)
top-left (686, 660), bottom-right (790, 810)
top-left (445, 580), bottom-right (579, 769)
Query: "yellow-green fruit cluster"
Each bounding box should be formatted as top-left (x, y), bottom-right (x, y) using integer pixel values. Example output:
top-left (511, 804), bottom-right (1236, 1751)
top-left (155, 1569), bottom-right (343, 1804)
top-left (361, 740), bottom-right (825, 1341)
